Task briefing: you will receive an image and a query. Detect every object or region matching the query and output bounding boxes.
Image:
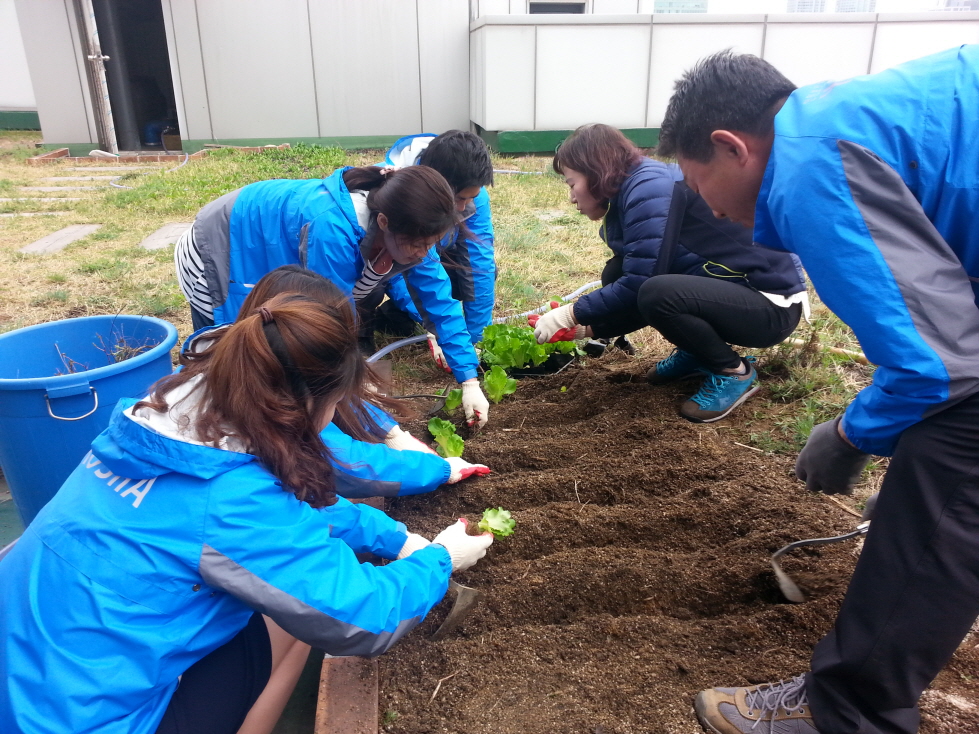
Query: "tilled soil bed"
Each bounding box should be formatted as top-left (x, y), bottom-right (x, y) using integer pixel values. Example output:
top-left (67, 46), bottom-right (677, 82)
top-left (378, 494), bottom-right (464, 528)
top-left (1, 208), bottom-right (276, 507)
top-left (379, 356), bottom-right (979, 734)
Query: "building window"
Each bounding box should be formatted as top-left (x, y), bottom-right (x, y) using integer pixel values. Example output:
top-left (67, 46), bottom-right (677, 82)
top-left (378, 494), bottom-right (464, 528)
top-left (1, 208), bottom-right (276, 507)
top-left (528, 2), bottom-right (586, 12)
top-left (786, 0), bottom-right (826, 10)
top-left (653, 0), bottom-right (707, 11)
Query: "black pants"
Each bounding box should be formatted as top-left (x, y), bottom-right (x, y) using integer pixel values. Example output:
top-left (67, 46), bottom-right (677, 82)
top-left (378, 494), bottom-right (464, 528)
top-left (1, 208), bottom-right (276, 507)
top-left (807, 391), bottom-right (979, 734)
top-left (592, 257), bottom-right (801, 372)
top-left (156, 613), bottom-right (272, 734)
top-left (190, 305), bottom-right (215, 332)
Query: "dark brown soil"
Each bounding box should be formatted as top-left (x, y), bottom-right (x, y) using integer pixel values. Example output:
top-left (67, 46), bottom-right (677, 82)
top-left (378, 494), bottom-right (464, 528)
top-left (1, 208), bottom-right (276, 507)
top-left (379, 355), bottom-right (979, 734)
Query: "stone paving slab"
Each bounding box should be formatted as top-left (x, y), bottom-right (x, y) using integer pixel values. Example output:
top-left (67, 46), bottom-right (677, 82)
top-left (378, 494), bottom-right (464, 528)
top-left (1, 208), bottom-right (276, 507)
top-left (314, 657), bottom-right (377, 734)
top-left (21, 186), bottom-right (104, 192)
top-left (0, 212), bottom-right (69, 218)
top-left (19, 224), bottom-right (101, 254)
top-left (42, 176), bottom-right (118, 181)
top-left (66, 166), bottom-right (157, 171)
top-left (0, 197), bottom-right (83, 202)
top-left (140, 223), bottom-right (192, 250)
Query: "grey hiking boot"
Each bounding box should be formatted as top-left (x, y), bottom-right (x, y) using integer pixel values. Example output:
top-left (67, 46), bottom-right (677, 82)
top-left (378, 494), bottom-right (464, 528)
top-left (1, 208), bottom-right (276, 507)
top-left (695, 675), bottom-right (820, 734)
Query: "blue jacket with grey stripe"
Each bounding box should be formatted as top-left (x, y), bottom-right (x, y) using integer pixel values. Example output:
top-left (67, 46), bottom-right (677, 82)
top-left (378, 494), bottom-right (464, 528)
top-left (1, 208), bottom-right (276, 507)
top-left (754, 44), bottom-right (979, 456)
top-left (0, 400), bottom-right (452, 734)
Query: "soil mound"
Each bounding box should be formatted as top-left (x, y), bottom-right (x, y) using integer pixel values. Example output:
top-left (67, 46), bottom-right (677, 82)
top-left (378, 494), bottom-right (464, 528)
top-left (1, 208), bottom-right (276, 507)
top-left (380, 357), bottom-right (979, 734)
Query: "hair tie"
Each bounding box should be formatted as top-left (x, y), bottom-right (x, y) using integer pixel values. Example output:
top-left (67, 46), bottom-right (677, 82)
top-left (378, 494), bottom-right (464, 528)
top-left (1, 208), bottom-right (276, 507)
top-left (379, 166), bottom-right (396, 178)
top-left (259, 306), bottom-right (274, 324)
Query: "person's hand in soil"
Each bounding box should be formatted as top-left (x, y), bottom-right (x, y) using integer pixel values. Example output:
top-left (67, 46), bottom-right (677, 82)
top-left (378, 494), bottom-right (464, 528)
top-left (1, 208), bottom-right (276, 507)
top-left (461, 379), bottom-right (489, 428)
top-left (445, 457), bottom-right (491, 484)
top-left (529, 302), bottom-right (588, 343)
top-left (426, 332), bottom-right (451, 372)
top-left (431, 518), bottom-right (493, 572)
top-left (384, 425), bottom-right (438, 454)
top-left (795, 416), bottom-right (871, 494)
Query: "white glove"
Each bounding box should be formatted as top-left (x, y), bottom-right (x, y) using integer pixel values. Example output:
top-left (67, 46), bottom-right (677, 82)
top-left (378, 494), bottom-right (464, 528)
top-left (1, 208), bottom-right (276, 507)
top-left (532, 303), bottom-right (585, 344)
top-left (461, 379), bottom-right (489, 428)
top-left (396, 532), bottom-right (431, 560)
top-left (427, 332), bottom-right (450, 372)
top-left (431, 518), bottom-right (493, 572)
top-left (445, 456), bottom-right (491, 484)
top-left (384, 426), bottom-right (437, 454)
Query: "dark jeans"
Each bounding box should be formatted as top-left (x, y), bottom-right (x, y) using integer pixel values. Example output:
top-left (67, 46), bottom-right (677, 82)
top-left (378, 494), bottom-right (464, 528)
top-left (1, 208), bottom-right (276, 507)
top-left (190, 305), bottom-right (214, 332)
top-left (807, 391), bottom-right (979, 734)
top-left (592, 257), bottom-right (801, 372)
top-left (156, 612), bottom-right (272, 734)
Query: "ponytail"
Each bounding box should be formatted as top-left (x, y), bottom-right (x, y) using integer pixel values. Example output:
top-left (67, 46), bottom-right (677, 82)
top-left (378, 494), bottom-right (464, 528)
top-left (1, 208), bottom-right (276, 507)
top-left (343, 165), bottom-right (456, 240)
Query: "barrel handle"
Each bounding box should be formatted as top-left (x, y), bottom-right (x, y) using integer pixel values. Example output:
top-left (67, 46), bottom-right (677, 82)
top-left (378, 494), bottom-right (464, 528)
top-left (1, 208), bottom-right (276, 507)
top-left (45, 386), bottom-right (99, 421)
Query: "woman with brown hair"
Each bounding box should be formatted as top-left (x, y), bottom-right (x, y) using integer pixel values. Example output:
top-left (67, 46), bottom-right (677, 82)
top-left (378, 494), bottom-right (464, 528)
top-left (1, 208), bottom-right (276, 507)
top-left (534, 123), bottom-right (806, 423)
top-left (175, 164), bottom-right (491, 427)
top-left (0, 290), bottom-right (493, 734)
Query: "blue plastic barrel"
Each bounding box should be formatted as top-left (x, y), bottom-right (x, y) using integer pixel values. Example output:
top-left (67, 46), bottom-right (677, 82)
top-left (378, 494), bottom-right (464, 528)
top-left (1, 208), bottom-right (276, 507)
top-left (0, 315), bottom-right (178, 526)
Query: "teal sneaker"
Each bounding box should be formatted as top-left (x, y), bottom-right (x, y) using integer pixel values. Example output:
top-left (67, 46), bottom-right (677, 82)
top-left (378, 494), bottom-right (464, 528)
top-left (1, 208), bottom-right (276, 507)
top-left (647, 349), bottom-right (708, 385)
top-left (680, 360), bottom-right (759, 423)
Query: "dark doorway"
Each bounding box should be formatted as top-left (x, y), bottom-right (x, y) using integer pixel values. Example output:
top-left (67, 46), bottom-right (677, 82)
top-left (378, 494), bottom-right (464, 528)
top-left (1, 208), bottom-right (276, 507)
top-left (91, 0), bottom-right (179, 151)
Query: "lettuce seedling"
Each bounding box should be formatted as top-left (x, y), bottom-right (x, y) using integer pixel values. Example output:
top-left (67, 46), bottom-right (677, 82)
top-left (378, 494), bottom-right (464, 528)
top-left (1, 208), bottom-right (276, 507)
top-left (483, 365), bottom-right (517, 404)
top-left (478, 323), bottom-right (575, 370)
top-left (427, 417), bottom-right (465, 458)
top-left (478, 507), bottom-right (515, 537)
top-left (443, 388), bottom-right (463, 413)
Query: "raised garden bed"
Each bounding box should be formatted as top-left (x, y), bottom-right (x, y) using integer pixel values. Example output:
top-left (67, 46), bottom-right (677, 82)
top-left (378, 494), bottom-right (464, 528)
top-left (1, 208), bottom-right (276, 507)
top-left (380, 355), bottom-right (979, 734)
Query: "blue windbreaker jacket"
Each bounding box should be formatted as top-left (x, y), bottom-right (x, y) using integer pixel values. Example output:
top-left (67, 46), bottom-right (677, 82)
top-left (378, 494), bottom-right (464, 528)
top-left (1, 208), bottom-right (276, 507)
top-left (754, 45), bottom-right (979, 455)
top-left (573, 158), bottom-right (804, 328)
top-left (0, 400), bottom-right (452, 734)
top-left (208, 168), bottom-right (479, 382)
top-left (382, 134), bottom-right (497, 343)
top-left (181, 326), bottom-right (451, 497)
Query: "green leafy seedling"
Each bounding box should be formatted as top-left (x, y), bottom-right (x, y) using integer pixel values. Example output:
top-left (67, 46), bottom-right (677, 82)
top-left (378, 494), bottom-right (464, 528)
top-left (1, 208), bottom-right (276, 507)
top-left (478, 507), bottom-right (515, 537)
top-left (483, 365), bottom-right (517, 404)
top-left (478, 323), bottom-right (576, 370)
top-left (427, 417), bottom-right (465, 458)
top-left (443, 388), bottom-right (463, 413)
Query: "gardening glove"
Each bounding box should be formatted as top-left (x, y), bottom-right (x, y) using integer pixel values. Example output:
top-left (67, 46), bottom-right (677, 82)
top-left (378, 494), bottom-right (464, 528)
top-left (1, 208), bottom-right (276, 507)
top-left (445, 457), bottom-right (491, 484)
top-left (530, 303), bottom-right (585, 344)
top-left (396, 532), bottom-right (431, 560)
top-left (384, 425), bottom-right (437, 455)
top-left (795, 416), bottom-right (872, 495)
top-left (431, 518), bottom-right (493, 572)
top-left (461, 378), bottom-right (489, 428)
top-left (427, 332), bottom-right (451, 372)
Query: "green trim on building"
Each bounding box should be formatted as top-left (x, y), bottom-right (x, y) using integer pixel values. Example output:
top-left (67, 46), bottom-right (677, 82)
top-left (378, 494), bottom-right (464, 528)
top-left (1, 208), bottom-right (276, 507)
top-left (477, 126), bottom-right (660, 154)
top-left (180, 135), bottom-right (403, 153)
top-left (0, 111), bottom-right (41, 130)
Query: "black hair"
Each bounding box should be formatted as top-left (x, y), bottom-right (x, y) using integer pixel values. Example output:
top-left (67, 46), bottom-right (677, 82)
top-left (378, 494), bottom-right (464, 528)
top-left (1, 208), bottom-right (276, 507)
top-left (658, 50), bottom-right (797, 163)
top-left (417, 130), bottom-right (494, 192)
top-left (341, 165), bottom-right (456, 239)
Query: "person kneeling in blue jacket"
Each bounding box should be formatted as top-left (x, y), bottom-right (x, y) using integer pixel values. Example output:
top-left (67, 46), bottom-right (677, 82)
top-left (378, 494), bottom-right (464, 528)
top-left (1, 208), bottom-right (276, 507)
top-left (0, 291), bottom-right (493, 734)
top-left (534, 124), bottom-right (806, 423)
top-left (378, 131), bottom-right (497, 362)
top-left (183, 265), bottom-right (492, 498)
top-left (174, 164), bottom-right (491, 427)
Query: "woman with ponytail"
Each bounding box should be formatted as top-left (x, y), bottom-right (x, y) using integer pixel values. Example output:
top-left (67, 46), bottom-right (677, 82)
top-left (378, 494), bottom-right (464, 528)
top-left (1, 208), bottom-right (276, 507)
top-left (174, 164), bottom-right (491, 427)
top-left (0, 293), bottom-right (494, 734)
top-left (184, 265), bottom-right (492, 497)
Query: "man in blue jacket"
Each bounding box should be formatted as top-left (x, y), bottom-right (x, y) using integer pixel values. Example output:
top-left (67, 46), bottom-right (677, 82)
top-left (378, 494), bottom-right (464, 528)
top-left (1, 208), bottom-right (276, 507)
top-left (658, 47), bottom-right (979, 734)
top-left (379, 131), bottom-right (496, 354)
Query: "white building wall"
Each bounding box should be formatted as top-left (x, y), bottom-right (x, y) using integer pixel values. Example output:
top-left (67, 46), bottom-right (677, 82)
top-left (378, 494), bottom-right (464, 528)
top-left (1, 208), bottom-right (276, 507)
top-left (0, 0), bottom-right (36, 111)
top-left (470, 11), bottom-right (979, 131)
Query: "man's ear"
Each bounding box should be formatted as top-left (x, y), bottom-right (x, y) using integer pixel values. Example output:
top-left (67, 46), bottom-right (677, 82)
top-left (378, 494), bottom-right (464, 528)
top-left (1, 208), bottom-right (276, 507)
top-left (376, 212), bottom-right (389, 231)
top-left (709, 130), bottom-right (751, 164)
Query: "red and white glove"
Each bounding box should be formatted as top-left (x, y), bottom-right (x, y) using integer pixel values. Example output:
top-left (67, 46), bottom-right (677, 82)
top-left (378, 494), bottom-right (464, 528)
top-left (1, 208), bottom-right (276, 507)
top-left (445, 457), bottom-right (491, 484)
top-left (461, 378), bottom-right (489, 428)
top-left (529, 302), bottom-right (585, 344)
top-left (427, 332), bottom-right (451, 372)
top-left (384, 426), bottom-right (437, 454)
top-left (396, 532), bottom-right (431, 560)
top-left (431, 518), bottom-right (493, 572)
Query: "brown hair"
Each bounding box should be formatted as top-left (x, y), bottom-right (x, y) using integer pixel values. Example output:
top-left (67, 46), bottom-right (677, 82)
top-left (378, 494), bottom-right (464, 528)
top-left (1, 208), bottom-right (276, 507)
top-left (342, 165), bottom-right (456, 240)
top-left (136, 290), bottom-right (371, 507)
top-left (234, 265), bottom-right (413, 440)
top-left (552, 124), bottom-right (643, 205)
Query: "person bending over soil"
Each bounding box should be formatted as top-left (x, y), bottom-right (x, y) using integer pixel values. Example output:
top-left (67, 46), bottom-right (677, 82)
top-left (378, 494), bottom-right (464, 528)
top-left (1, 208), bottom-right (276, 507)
top-left (183, 265), bottom-right (491, 499)
top-left (660, 48), bottom-right (979, 734)
top-left (174, 164), bottom-right (491, 427)
top-left (533, 123), bottom-right (806, 423)
top-left (0, 292), bottom-right (493, 734)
